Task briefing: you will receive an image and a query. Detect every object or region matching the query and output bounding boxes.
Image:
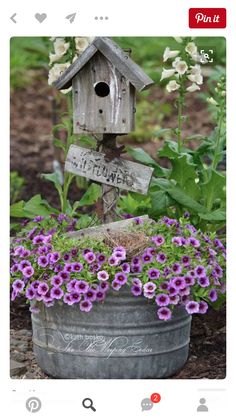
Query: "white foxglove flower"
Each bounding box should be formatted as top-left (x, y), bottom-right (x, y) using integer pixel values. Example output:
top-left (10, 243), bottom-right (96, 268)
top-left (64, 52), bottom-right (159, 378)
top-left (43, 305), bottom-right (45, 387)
top-left (207, 97), bottom-right (218, 106)
top-left (186, 83), bottom-right (200, 92)
top-left (160, 68), bottom-right (176, 81)
top-left (175, 60), bottom-right (188, 75)
top-left (54, 38), bottom-right (70, 56)
top-left (163, 47), bottom-right (179, 62)
top-left (75, 37), bottom-right (90, 54)
top-left (166, 80), bottom-right (180, 92)
top-left (48, 63), bottom-right (70, 85)
top-left (172, 56), bottom-right (181, 68)
top-left (60, 87), bottom-right (72, 95)
top-left (174, 37), bottom-right (183, 43)
top-left (188, 73), bottom-right (203, 85)
top-left (49, 53), bottom-right (64, 65)
top-left (185, 42), bottom-right (197, 56)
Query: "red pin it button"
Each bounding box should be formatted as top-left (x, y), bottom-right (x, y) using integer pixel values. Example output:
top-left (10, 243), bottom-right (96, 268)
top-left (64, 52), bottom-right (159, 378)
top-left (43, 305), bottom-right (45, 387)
top-left (189, 8), bottom-right (226, 28)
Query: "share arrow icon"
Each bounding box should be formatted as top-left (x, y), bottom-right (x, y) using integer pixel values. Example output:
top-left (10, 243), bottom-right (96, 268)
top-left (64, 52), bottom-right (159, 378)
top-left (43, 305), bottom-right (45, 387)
top-left (66, 13), bottom-right (76, 23)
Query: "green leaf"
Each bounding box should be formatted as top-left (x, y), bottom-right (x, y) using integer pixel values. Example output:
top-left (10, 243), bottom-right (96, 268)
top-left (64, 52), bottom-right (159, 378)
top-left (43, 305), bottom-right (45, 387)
top-left (10, 201), bottom-right (26, 218)
top-left (201, 170), bottom-right (226, 210)
top-left (158, 140), bottom-right (179, 159)
top-left (170, 155), bottom-right (197, 189)
top-left (10, 195), bottom-right (57, 219)
top-left (166, 186), bottom-right (209, 214)
top-left (149, 190), bottom-right (172, 216)
top-left (199, 208), bottom-right (226, 221)
top-left (41, 172), bottom-right (63, 188)
top-left (53, 138), bottom-right (66, 151)
top-left (126, 147), bottom-right (169, 177)
top-left (77, 183), bottom-right (102, 207)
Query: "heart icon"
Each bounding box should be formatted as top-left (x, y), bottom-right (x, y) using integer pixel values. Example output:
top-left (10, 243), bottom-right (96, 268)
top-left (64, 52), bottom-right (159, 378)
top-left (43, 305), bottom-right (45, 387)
top-left (35, 13), bottom-right (47, 23)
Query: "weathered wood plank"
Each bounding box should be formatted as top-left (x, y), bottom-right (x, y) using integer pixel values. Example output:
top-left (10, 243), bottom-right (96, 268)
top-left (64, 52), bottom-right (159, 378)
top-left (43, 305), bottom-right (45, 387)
top-left (65, 145), bottom-right (154, 195)
top-left (67, 215), bottom-right (150, 239)
top-left (93, 37), bottom-right (154, 91)
top-left (53, 44), bottom-right (98, 90)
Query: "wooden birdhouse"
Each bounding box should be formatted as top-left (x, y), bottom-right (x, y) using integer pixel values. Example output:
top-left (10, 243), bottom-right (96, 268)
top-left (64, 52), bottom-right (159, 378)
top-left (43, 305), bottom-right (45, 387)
top-left (53, 37), bottom-right (154, 135)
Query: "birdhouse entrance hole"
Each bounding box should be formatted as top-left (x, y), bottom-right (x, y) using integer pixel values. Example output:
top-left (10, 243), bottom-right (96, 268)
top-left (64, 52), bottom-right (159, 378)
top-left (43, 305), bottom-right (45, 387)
top-left (94, 81), bottom-right (110, 97)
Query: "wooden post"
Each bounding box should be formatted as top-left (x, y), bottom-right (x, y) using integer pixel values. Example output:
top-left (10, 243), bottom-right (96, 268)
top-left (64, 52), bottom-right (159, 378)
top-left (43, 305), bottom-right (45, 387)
top-left (100, 134), bottom-right (119, 223)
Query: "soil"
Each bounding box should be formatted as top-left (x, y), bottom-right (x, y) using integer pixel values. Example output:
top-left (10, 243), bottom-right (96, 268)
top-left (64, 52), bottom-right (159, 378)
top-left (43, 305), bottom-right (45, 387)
top-left (10, 300), bottom-right (226, 379)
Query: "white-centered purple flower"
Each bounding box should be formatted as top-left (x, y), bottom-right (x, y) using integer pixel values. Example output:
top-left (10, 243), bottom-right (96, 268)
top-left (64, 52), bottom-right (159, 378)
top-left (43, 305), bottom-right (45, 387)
top-left (157, 307), bottom-right (172, 321)
top-left (155, 293), bottom-right (170, 307)
top-left (75, 280), bottom-right (89, 294)
top-left (84, 251), bottom-right (96, 264)
top-left (151, 235), bottom-right (165, 246)
top-left (50, 287), bottom-right (64, 300)
top-left (37, 282), bottom-right (49, 295)
top-left (185, 300), bottom-right (199, 314)
top-left (114, 272), bottom-right (128, 285)
top-left (97, 270), bottom-right (109, 281)
top-left (22, 265), bottom-right (35, 278)
top-left (197, 276), bottom-right (210, 288)
top-left (156, 252), bottom-right (167, 263)
top-left (80, 299), bottom-right (93, 312)
top-left (172, 263), bottom-right (182, 274)
top-left (198, 300), bottom-right (208, 314)
top-left (131, 285), bottom-right (142, 296)
top-left (194, 265), bottom-right (206, 278)
top-left (37, 255), bottom-right (49, 268)
top-left (208, 288), bottom-right (218, 302)
top-left (12, 279), bottom-right (25, 292)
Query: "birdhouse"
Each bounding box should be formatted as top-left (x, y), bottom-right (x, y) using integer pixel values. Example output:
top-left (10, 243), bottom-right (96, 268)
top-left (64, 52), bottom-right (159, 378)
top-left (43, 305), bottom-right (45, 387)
top-left (53, 37), bottom-right (154, 135)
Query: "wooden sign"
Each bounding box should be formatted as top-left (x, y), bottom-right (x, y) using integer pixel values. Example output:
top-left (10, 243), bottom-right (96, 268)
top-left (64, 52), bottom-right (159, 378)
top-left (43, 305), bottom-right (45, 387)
top-left (65, 145), bottom-right (154, 195)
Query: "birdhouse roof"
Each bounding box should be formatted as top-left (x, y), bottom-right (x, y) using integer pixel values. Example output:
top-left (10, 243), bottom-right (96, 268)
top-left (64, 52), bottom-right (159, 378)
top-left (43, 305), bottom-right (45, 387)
top-left (53, 37), bottom-right (154, 92)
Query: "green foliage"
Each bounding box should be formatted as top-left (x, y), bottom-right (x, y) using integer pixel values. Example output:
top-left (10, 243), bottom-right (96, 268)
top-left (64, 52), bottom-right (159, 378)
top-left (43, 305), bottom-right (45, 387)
top-left (10, 195), bottom-right (57, 218)
top-left (10, 171), bottom-right (25, 204)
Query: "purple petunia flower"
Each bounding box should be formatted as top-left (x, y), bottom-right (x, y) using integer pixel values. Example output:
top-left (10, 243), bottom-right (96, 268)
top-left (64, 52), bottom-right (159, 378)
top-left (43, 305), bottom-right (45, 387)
top-left (148, 268), bottom-right (160, 280)
top-left (70, 291), bottom-right (81, 303)
top-left (21, 249), bottom-right (31, 258)
top-left (142, 252), bottom-right (153, 264)
top-left (172, 236), bottom-right (183, 246)
top-left (159, 281), bottom-right (169, 291)
top-left (85, 288), bottom-right (97, 302)
top-left (108, 256), bottom-right (119, 266)
top-left (96, 290), bottom-right (105, 301)
top-left (131, 256), bottom-right (140, 265)
top-left (163, 267), bottom-right (171, 277)
top-left (10, 263), bottom-right (19, 274)
top-left (37, 282), bottom-right (49, 295)
top-left (131, 285), bottom-right (142, 296)
top-left (189, 237), bottom-right (200, 248)
top-left (185, 223), bottom-right (197, 233)
top-left (97, 270), bottom-right (109, 281)
top-left (194, 265), bottom-right (206, 278)
top-left (157, 307), bottom-right (172, 321)
top-left (59, 271), bottom-right (70, 282)
top-left (63, 253), bottom-right (71, 262)
top-left (143, 290), bottom-right (155, 299)
top-left (114, 272), bottom-right (128, 285)
top-left (197, 276), bottom-right (210, 288)
top-left (37, 255), bottom-right (49, 268)
top-left (50, 252), bottom-right (60, 263)
top-left (199, 300), bottom-right (209, 314)
top-left (22, 265), bottom-right (35, 278)
top-left (13, 245), bottom-right (24, 256)
top-left (89, 262), bottom-right (101, 273)
top-left (155, 293), bottom-right (170, 307)
top-left (179, 287), bottom-right (191, 297)
top-left (156, 252), bottom-right (167, 264)
top-left (113, 246), bottom-right (126, 260)
top-left (143, 281), bottom-right (157, 293)
top-left (31, 280), bottom-right (40, 290)
top-left (75, 280), bottom-right (89, 294)
top-left (172, 263), bottom-right (182, 274)
top-left (208, 288), bottom-right (218, 302)
top-left (121, 263), bottom-right (130, 273)
top-left (96, 253), bottom-right (106, 264)
top-left (33, 235), bottom-right (45, 245)
top-left (51, 275), bottom-right (63, 287)
top-left (169, 295), bottom-right (180, 305)
top-left (182, 255), bottom-right (191, 267)
top-left (111, 280), bottom-right (122, 291)
top-left (151, 235), bottom-right (165, 246)
top-left (11, 289), bottom-right (17, 301)
top-left (66, 279), bottom-right (78, 292)
top-left (51, 287), bottom-right (64, 300)
top-left (185, 300), bottom-right (199, 314)
top-left (132, 278), bottom-right (142, 287)
top-left (131, 263), bottom-right (142, 274)
top-left (71, 247), bottom-right (78, 257)
top-left (71, 262), bottom-right (83, 273)
top-left (33, 215), bottom-right (44, 222)
top-left (57, 213), bottom-right (69, 223)
top-left (38, 245), bottom-right (49, 255)
top-left (184, 275), bottom-right (195, 286)
top-left (84, 251), bottom-right (96, 264)
top-left (171, 277), bottom-right (186, 290)
top-left (19, 259), bottom-right (31, 271)
top-left (168, 285), bottom-right (178, 296)
top-left (146, 247), bottom-right (156, 256)
top-left (27, 227), bottom-right (38, 240)
top-left (80, 299), bottom-right (93, 312)
top-left (99, 281), bottom-right (109, 292)
top-left (25, 286), bottom-right (36, 300)
top-left (63, 293), bottom-right (74, 305)
top-left (64, 263), bottom-right (72, 273)
top-left (12, 279), bottom-right (25, 292)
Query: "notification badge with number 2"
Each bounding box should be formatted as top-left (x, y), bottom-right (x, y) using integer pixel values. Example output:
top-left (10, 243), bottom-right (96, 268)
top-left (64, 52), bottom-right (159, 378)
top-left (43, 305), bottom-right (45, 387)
top-left (151, 393), bottom-right (161, 403)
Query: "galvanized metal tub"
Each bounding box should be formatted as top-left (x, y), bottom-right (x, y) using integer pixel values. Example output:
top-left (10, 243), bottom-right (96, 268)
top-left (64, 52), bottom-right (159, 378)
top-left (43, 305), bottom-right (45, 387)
top-left (31, 287), bottom-right (191, 378)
